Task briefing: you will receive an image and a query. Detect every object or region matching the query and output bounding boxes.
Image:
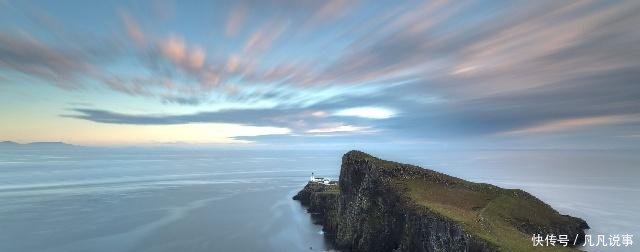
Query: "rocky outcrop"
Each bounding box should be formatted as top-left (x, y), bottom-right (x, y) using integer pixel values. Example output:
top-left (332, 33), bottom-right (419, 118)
top-left (294, 151), bottom-right (589, 252)
top-left (293, 182), bottom-right (340, 240)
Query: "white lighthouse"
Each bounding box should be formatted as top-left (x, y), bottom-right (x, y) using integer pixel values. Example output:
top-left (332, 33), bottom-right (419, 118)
top-left (309, 172), bottom-right (333, 184)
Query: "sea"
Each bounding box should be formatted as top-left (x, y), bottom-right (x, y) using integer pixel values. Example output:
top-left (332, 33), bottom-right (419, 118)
top-left (0, 147), bottom-right (638, 252)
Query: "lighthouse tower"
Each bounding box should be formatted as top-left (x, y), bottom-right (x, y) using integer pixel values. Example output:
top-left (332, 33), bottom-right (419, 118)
top-left (310, 172), bottom-right (315, 182)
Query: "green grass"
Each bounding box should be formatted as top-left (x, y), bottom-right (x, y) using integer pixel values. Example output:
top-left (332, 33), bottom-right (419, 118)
top-left (402, 179), bottom-right (579, 252)
top-left (339, 151), bottom-right (585, 251)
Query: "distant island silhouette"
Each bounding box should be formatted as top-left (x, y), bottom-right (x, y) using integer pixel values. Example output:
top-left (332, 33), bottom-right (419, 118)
top-left (0, 141), bottom-right (75, 147)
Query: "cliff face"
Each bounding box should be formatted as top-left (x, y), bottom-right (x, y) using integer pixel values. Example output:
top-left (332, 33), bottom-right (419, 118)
top-left (293, 182), bottom-right (340, 241)
top-left (294, 151), bottom-right (589, 252)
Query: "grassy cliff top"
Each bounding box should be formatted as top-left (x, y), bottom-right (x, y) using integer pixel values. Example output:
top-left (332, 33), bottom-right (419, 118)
top-left (342, 150), bottom-right (588, 252)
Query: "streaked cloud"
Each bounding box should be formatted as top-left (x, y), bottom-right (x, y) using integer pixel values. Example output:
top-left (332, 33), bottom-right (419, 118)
top-left (307, 124), bottom-right (369, 134)
top-left (334, 107), bottom-right (396, 119)
top-left (159, 36), bottom-right (207, 71)
top-left (119, 10), bottom-right (145, 45)
top-left (311, 111), bottom-right (328, 117)
top-left (62, 106), bottom-right (383, 135)
top-left (0, 0), bottom-right (638, 147)
top-left (225, 4), bottom-right (247, 37)
top-left (503, 115), bottom-right (640, 135)
top-left (0, 33), bottom-right (95, 89)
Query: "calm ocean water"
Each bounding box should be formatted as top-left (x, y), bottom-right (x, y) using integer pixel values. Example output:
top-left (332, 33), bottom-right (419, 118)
top-left (0, 147), bottom-right (637, 251)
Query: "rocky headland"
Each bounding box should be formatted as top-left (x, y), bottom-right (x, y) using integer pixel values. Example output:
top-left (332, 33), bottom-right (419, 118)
top-left (293, 150), bottom-right (589, 252)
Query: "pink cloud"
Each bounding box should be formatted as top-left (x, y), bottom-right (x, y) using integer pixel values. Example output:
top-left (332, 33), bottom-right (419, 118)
top-left (306, 0), bottom-right (356, 26)
top-left (159, 36), bottom-right (208, 71)
top-left (160, 36), bottom-right (187, 63)
top-left (503, 115), bottom-right (640, 135)
top-left (189, 46), bottom-right (206, 70)
top-left (243, 21), bottom-right (288, 55)
top-left (119, 11), bottom-right (145, 45)
top-left (225, 5), bottom-right (247, 37)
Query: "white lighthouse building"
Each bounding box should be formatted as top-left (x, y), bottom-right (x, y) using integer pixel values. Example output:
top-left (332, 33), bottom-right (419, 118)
top-left (310, 172), bottom-right (333, 185)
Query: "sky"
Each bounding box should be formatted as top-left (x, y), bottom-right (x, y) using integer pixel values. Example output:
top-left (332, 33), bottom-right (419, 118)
top-left (0, 0), bottom-right (639, 149)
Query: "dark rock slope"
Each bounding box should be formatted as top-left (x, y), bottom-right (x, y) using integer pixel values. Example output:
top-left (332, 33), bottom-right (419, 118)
top-left (294, 151), bottom-right (589, 252)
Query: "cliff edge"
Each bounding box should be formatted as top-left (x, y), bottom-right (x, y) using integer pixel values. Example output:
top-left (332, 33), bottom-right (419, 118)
top-left (294, 150), bottom-right (589, 252)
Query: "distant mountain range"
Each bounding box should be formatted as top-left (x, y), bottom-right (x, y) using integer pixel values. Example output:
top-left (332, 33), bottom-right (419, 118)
top-left (0, 141), bottom-right (75, 147)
